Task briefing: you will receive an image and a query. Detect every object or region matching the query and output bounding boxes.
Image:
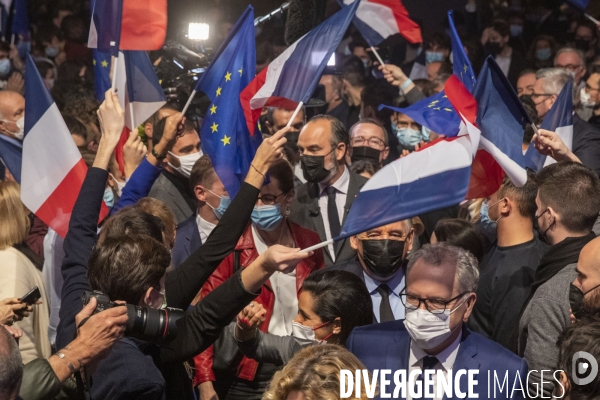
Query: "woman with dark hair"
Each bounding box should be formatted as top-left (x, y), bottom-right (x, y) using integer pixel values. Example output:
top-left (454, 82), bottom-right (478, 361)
top-left (196, 158), bottom-right (324, 400)
top-left (430, 218), bottom-right (485, 263)
top-left (218, 270), bottom-right (372, 367)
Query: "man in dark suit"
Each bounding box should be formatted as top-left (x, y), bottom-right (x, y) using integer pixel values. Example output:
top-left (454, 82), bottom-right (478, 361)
top-left (347, 243), bottom-right (528, 399)
top-left (290, 115), bottom-right (368, 267)
top-left (533, 68), bottom-right (600, 176)
top-left (171, 155), bottom-right (228, 268)
top-left (328, 219), bottom-right (416, 323)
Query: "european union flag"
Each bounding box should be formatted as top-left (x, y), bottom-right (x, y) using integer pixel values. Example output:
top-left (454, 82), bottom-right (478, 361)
top-left (11, 0), bottom-right (29, 38)
top-left (448, 10), bottom-right (476, 93)
top-left (93, 49), bottom-right (112, 101)
top-left (196, 6), bottom-right (260, 198)
top-left (566, 0), bottom-right (589, 10)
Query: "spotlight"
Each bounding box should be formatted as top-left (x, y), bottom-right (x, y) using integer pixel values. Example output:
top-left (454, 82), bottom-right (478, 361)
top-left (188, 23), bottom-right (209, 41)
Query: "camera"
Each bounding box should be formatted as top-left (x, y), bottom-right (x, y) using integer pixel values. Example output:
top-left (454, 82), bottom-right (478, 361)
top-left (82, 290), bottom-right (185, 345)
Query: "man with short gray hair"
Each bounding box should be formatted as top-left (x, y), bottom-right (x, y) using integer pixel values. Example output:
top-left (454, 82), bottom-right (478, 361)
top-left (347, 243), bottom-right (528, 399)
top-left (554, 47), bottom-right (587, 87)
top-left (532, 68), bottom-right (600, 176)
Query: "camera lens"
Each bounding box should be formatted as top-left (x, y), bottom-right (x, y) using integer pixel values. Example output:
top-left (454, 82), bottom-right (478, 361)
top-left (125, 305), bottom-right (185, 345)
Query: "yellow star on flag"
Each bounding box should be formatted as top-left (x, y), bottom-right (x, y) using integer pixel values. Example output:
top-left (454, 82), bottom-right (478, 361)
top-left (216, 87), bottom-right (222, 96)
top-left (225, 72), bottom-right (232, 82)
top-left (211, 122), bottom-right (218, 133)
top-left (101, 60), bottom-right (109, 68)
top-left (210, 104), bottom-right (217, 115)
top-left (93, 59), bottom-right (97, 66)
top-left (221, 135), bottom-right (231, 146)
top-left (238, 68), bottom-right (243, 77)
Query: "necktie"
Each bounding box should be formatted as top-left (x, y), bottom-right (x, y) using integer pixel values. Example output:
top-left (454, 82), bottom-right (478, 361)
top-left (375, 284), bottom-right (395, 322)
top-left (417, 356), bottom-right (439, 400)
top-left (326, 186), bottom-right (341, 238)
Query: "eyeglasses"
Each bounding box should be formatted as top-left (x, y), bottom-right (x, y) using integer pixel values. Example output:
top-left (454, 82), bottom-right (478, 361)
top-left (350, 136), bottom-right (386, 150)
top-left (530, 93), bottom-right (553, 100)
top-left (257, 192), bottom-right (286, 205)
top-left (400, 288), bottom-right (469, 314)
top-left (555, 64), bottom-right (582, 72)
top-left (585, 84), bottom-right (600, 94)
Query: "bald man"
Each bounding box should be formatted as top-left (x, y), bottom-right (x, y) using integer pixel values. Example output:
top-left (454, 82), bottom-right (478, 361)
top-left (0, 90), bottom-right (25, 141)
top-left (572, 237), bottom-right (600, 317)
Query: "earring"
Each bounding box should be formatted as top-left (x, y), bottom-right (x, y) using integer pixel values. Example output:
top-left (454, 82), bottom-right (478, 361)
top-left (285, 207), bottom-right (291, 217)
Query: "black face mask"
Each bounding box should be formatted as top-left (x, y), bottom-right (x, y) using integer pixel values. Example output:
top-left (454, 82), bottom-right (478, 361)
top-left (351, 146), bottom-right (381, 164)
top-left (485, 42), bottom-right (502, 56)
top-left (569, 282), bottom-right (600, 320)
top-left (286, 130), bottom-right (300, 147)
top-left (575, 39), bottom-right (592, 52)
top-left (360, 239), bottom-right (405, 279)
top-left (300, 148), bottom-right (335, 183)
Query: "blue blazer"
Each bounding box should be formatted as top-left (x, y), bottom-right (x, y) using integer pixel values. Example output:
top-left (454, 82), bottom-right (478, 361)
top-left (347, 321), bottom-right (528, 400)
top-left (172, 214), bottom-right (202, 269)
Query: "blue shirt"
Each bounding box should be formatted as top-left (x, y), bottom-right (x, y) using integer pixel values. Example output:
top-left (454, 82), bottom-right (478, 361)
top-left (363, 269), bottom-right (406, 322)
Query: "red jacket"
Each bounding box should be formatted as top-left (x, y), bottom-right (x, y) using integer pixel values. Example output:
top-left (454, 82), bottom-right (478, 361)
top-left (193, 221), bottom-right (324, 385)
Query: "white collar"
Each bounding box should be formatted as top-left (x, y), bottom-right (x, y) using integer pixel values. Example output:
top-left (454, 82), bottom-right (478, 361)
top-left (410, 326), bottom-right (463, 372)
top-left (318, 165), bottom-right (350, 195)
top-left (196, 214), bottom-right (216, 231)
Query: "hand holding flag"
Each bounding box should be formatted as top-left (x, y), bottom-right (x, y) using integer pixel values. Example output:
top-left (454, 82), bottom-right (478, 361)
top-left (531, 129), bottom-right (581, 164)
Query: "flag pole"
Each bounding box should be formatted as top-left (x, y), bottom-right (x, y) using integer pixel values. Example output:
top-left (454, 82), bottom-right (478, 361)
top-left (302, 239), bottom-right (334, 253)
top-left (181, 90), bottom-right (197, 116)
top-left (370, 46), bottom-right (386, 67)
top-left (531, 123), bottom-right (540, 138)
top-left (584, 13), bottom-right (599, 25)
top-left (129, 102), bottom-right (135, 132)
top-left (111, 55), bottom-right (118, 92)
top-left (286, 102), bottom-right (304, 128)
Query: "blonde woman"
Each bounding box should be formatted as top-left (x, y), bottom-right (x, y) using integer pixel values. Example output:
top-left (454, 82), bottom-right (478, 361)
top-left (0, 181), bottom-right (51, 363)
top-left (263, 344), bottom-right (373, 400)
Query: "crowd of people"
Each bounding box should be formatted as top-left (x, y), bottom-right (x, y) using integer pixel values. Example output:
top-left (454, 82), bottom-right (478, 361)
top-left (2, 0), bottom-right (600, 399)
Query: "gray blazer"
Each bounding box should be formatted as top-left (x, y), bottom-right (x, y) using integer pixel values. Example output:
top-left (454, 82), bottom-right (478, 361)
top-left (148, 173), bottom-right (195, 224)
top-left (289, 171), bottom-right (368, 267)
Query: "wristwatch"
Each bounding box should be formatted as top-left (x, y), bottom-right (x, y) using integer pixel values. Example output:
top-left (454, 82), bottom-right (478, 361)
top-left (152, 148), bottom-right (167, 160)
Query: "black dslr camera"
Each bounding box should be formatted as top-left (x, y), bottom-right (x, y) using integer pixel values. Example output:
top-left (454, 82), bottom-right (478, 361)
top-left (82, 290), bottom-right (185, 345)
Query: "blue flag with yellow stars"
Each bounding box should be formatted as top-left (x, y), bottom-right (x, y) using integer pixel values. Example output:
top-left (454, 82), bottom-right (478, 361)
top-left (196, 6), bottom-right (260, 198)
top-left (448, 10), bottom-right (476, 93)
top-left (93, 49), bottom-right (112, 101)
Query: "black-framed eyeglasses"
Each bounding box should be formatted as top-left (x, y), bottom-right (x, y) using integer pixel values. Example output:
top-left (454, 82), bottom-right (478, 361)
top-left (530, 93), bottom-right (552, 100)
top-left (399, 288), bottom-right (469, 314)
top-left (257, 192), bottom-right (286, 205)
top-left (350, 136), bottom-right (386, 150)
top-left (585, 84), bottom-right (600, 94)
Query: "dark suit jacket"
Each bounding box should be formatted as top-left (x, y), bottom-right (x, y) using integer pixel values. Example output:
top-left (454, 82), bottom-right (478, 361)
top-left (172, 214), bottom-right (202, 269)
top-left (347, 321), bottom-right (528, 400)
top-left (506, 50), bottom-right (527, 89)
top-left (148, 171), bottom-right (195, 224)
top-left (573, 114), bottom-right (600, 177)
top-left (289, 171), bottom-right (368, 266)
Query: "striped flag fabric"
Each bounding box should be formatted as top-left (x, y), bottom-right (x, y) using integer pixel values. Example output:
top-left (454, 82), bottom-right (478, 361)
top-left (21, 55), bottom-right (108, 237)
top-left (88, 0), bottom-right (123, 55)
top-left (524, 79), bottom-right (574, 172)
top-left (240, 1), bottom-right (359, 135)
top-left (342, 0), bottom-right (422, 45)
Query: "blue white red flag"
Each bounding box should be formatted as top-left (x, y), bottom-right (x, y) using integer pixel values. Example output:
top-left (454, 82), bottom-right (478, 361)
top-left (88, 0), bottom-right (123, 55)
top-left (524, 79), bottom-right (573, 172)
top-left (342, 0), bottom-right (422, 45)
top-left (240, 1), bottom-right (358, 135)
top-left (21, 55), bottom-right (108, 238)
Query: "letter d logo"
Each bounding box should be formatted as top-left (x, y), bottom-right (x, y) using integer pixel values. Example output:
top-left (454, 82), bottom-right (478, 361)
top-left (572, 351), bottom-right (599, 386)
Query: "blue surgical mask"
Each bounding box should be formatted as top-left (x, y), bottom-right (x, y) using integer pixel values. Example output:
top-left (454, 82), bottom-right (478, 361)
top-left (536, 48), bottom-right (551, 61)
top-left (251, 204), bottom-right (283, 231)
top-left (479, 202), bottom-right (497, 236)
top-left (425, 51), bottom-right (444, 64)
top-left (45, 46), bottom-right (59, 58)
top-left (206, 189), bottom-right (231, 220)
top-left (510, 25), bottom-right (523, 37)
top-left (0, 59), bottom-right (11, 76)
top-left (392, 122), bottom-right (424, 148)
top-left (103, 187), bottom-right (115, 209)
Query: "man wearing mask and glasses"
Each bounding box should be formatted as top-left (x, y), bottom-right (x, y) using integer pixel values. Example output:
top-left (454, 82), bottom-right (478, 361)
top-left (149, 118), bottom-right (202, 224)
top-left (291, 115), bottom-right (368, 267)
top-left (518, 162), bottom-right (600, 398)
top-left (347, 243), bottom-right (528, 399)
top-left (347, 119), bottom-right (390, 168)
top-left (328, 219), bottom-right (416, 323)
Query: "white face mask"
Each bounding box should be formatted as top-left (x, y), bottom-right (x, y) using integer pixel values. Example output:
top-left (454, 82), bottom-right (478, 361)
top-left (581, 87), bottom-right (596, 108)
top-left (1, 116), bottom-right (24, 140)
top-left (291, 320), bottom-right (332, 343)
top-left (168, 150), bottom-right (202, 178)
top-left (403, 295), bottom-right (468, 350)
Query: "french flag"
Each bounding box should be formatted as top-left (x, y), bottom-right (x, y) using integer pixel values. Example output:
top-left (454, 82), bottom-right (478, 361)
top-left (88, 0), bottom-right (123, 55)
top-left (240, 1), bottom-right (359, 135)
top-left (21, 55), bottom-right (108, 238)
top-left (0, 134), bottom-right (22, 182)
top-left (342, 0), bottom-right (422, 45)
top-left (524, 79), bottom-right (573, 172)
top-left (113, 50), bottom-right (166, 172)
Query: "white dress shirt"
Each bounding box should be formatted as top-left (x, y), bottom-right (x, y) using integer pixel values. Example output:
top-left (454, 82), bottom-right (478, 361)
top-left (251, 225), bottom-right (297, 336)
top-left (407, 332), bottom-right (462, 400)
top-left (317, 165), bottom-right (350, 260)
top-left (363, 270), bottom-right (406, 322)
top-left (196, 214), bottom-right (216, 244)
top-left (494, 49), bottom-right (512, 78)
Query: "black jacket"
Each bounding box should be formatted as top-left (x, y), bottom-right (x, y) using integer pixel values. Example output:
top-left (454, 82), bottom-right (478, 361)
top-left (57, 167), bottom-right (261, 399)
top-left (573, 114), bottom-right (600, 177)
top-left (289, 170), bottom-right (368, 266)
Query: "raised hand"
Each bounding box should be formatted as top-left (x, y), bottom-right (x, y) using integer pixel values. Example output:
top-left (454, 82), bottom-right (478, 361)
top-left (379, 63), bottom-right (409, 88)
top-left (123, 129), bottom-right (147, 178)
top-left (236, 301), bottom-right (267, 342)
top-left (532, 129), bottom-right (581, 163)
top-left (0, 297), bottom-right (33, 325)
top-left (252, 126), bottom-right (289, 175)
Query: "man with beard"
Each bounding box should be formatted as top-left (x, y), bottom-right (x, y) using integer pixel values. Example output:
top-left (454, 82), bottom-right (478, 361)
top-left (571, 237), bottom-right (600, 320)
top-left (290, 115), bottom-right (368, 267)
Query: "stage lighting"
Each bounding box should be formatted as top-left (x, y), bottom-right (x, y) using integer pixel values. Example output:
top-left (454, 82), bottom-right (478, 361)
top-left (188, 23), bottom-right (209, 41)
